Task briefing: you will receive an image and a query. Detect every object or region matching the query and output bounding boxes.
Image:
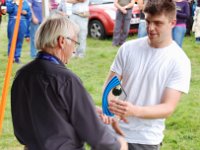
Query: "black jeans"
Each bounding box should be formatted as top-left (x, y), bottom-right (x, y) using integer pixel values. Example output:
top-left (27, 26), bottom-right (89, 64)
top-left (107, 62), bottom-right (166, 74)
top-left (128, 143), bottom-right (161, 150)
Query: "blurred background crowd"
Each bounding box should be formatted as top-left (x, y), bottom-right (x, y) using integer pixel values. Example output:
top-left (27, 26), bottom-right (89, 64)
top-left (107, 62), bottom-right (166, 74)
top-left (0, 0), bottom-right (199, 64)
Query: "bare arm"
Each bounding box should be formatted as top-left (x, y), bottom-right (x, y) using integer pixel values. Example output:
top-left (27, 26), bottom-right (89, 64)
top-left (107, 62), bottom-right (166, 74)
top-left (118, 137), bottom-right (128, 150)
top-left (28, 4), bottom-right (39, 24)
top-left (137, 0), bottom-right (144, 10)
top-left (124, 0), bottom-right (135, 10)
top-left (67, 0), bottom-right (86, 4)
top-left (103, 71), bottom-right (122, 90)
top-left (114, 0), bottom-right (122, 10)
top-left (103, 71), bottom-right (127, 136)
top-left (109, 87), bottom-right (182, 119)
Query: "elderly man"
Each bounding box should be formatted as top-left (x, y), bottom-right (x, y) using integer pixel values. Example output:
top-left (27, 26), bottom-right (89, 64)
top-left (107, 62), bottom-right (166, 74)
top-left (11, 14), bottom-right (127, 150)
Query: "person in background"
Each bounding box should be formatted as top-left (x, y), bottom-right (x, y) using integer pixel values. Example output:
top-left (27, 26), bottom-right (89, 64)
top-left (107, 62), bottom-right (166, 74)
top-left (11, 13), bottom-right (127, 150)
top-left (0, 0), bottom-right (6, 25)
top-left (186, 0), bottom-right (195, 36)
top-left (172, 0), bottom-right (190, 47)
top-left (65, 0), bottom-right (90, 58)
top-left (104, 0), bottom-right (191, 149)
top-left (28, 0), bottom-right (42, 59)
top-left (6, 0), bottom-right (31, 63)
top-left (192, 0), bottom-right (200, 43)
top-left (137, 0), bottom-right (147, 38)
top-left (57, 0), bottom-right (72, 18)
top-left (112, 0), bottom-right (135, 46)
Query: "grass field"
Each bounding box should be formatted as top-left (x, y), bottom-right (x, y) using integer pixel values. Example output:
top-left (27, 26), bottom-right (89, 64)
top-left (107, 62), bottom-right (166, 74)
top-left (0, 17), bottom-right (200, 150)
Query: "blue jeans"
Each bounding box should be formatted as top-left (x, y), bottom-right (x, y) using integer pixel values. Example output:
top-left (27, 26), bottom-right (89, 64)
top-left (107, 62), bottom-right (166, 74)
top-left (172, 25), bottom-right (186, 47)
top-left (137, 20), bottom-right (147, 38)
top-left (30, 22), bottom-right (40, 58)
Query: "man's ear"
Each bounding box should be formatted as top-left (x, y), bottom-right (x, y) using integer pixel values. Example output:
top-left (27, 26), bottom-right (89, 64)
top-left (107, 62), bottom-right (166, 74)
top-left (171, 19), bottom-right (177, 28)
top-left (57, 36), bottom-right (65, 50)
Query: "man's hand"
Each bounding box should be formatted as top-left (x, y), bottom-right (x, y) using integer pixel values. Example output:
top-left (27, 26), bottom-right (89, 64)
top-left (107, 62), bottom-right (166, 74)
top-left (120, 7), bottom-right (127, 14)
top-left (21, 10), bottom-right (27, 15)
top-left (96, 106), bottom-right (113, 124)
top-left (109, 99), bottom-right (135, 118)
top-left (111, 118), bottom-right (125, 136)
top-left (96, 106), bottom-right (128, 136)
top-left (32, 16), bottom-right (39, 24)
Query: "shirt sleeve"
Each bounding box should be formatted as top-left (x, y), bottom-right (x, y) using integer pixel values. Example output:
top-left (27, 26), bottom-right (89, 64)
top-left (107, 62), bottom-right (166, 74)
top-left (110, 45), bottom-right (126, 76)
top-left (166, 57), bottom-right (191, 94)
top-left (61, 77), bottom-right (121, 150)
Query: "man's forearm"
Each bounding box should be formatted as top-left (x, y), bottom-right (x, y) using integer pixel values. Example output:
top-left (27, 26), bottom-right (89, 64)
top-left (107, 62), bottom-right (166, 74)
top-left (67, 0), bottom-right (86, 4)
top-left (124, 0), bottom-right (135, 9)
top-left (109, 88), bottom-right (182, 119)
top-left (131, 103), bottom-right (177, 119)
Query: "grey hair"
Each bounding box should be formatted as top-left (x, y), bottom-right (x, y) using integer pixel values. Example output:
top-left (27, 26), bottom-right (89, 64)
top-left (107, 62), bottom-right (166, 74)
top-left (35, 13), bottom-right (79, 50)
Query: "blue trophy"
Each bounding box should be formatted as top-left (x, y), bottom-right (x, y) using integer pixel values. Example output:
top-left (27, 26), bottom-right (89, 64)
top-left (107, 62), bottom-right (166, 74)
top-left (102, 76), bottom-right (127, 116)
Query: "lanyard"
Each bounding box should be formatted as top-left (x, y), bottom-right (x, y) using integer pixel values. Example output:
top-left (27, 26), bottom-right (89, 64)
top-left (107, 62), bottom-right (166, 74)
top-left (37, 53), bottom-right (60, 65)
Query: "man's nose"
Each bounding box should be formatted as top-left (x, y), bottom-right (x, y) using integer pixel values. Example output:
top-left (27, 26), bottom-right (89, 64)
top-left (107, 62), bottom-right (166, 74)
top-left (148, 23), bottom-right (155, 30)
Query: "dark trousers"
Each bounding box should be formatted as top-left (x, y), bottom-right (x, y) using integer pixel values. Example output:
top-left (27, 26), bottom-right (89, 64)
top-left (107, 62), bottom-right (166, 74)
top-left (128, 143), bottom-right (161, 150)
top-left (112, 9), bottom-right (132, 46)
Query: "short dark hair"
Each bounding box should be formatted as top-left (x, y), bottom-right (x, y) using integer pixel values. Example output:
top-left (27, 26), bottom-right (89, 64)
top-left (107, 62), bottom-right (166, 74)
top-left (144, 0), bottom-right (176, 20)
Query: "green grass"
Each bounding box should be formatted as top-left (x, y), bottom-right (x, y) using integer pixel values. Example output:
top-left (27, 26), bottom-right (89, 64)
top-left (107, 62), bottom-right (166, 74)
top-left (0, 16), bottom-right (200, 149)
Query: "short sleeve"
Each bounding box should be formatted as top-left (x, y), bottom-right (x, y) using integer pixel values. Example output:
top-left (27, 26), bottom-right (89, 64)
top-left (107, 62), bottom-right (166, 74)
top-left (110, 45), bottom-right (126, 76)
top-left (166, 58), bottom-right (191, 94)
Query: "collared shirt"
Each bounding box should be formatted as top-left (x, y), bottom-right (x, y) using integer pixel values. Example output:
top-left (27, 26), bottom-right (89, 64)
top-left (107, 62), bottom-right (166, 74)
top-left (11, 52), bottom-right (120, 150)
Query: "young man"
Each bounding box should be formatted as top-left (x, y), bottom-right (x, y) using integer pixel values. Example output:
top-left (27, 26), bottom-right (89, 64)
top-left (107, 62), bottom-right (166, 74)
top-left (104, 0), bottom-right (191, 149)
top-left (11, 14), bottom-right (127, 150)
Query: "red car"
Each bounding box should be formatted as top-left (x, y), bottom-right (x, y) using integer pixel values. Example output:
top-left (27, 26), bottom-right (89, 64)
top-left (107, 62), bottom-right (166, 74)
top-left (89, 0), bottom-right (140, 39)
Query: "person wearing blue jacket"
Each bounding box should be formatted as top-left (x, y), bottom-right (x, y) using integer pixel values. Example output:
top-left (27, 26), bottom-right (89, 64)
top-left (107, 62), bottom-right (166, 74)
top-left (6, 0), bottom-right (31, 63)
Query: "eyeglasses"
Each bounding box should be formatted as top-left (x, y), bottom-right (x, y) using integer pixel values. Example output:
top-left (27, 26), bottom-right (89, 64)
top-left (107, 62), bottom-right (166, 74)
top-left (65, 37), bottom-right (80, 48)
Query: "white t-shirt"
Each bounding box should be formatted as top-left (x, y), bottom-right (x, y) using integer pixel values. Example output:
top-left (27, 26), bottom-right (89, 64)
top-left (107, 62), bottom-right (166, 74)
top-left (58, 0), bottom-right (72, 16)
top-left (72, 0), bottom-right (89, 13)
top-left (110, 37), bottom-right (191, 144)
